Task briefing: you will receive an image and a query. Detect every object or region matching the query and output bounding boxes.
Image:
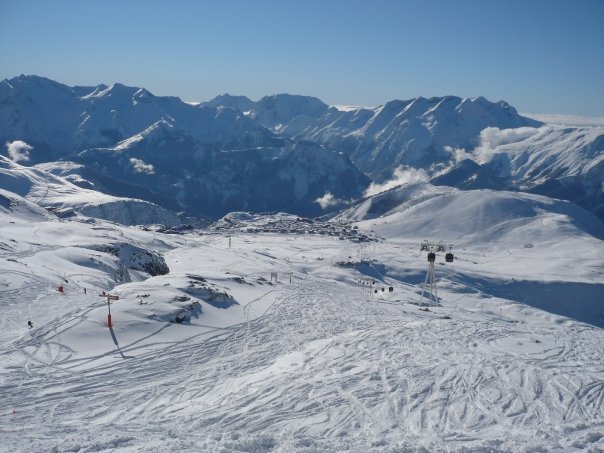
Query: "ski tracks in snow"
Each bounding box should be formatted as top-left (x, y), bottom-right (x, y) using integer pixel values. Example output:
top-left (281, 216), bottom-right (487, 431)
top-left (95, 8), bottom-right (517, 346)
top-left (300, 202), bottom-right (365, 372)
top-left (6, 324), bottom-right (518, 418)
top-left (2, 260), bottom-right (604, 451)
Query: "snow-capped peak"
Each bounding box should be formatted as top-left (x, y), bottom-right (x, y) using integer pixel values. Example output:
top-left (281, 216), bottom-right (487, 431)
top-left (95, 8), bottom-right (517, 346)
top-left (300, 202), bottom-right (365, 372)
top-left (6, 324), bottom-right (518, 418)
top-left (113, 119), bottom-right (179, 150)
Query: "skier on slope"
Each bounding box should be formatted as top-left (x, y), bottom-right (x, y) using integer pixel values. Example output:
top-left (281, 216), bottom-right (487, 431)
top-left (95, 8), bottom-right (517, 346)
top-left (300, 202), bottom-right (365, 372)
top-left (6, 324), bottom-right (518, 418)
top-left (27, 320), bottom-right (33, 329)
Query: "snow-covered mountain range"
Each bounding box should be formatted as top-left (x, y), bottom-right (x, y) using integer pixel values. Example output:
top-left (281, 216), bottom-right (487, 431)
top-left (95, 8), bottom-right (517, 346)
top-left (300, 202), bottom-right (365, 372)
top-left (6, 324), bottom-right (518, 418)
top-left (1, 74), bottom-right (603, 222)
top-left (0, 76), bottom-right (369, 217)
top-left (0, 75), bottom-right (279, 159)
top-left (206, 93), bottom-right (604, 219)
top-left (210, 94), bottom-right (540, 176)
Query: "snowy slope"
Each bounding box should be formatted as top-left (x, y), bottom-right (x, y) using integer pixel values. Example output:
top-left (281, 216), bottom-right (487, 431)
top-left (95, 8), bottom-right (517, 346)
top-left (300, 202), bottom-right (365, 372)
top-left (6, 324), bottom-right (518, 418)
top-left (0, 188), bottom-right (52, 221)
top-left (338, 184), bottom-right (604, 327)
top-left (1, 195), bottom-right (603, 451)
top-left (336, 182), bottom-right (604, 249)
top-left (74, 124), bottom-right (370, 218)
top-left (361, 187), bottom-right (603, 245)
top-left (493, 125), bottom-right (604, 217)
top-left (432, 124), bottom-right (604, 219)
top-left (332, 183), bottom-right (456, 223)
top-left (34, 161), bottom-right (97, 190)
top-left (0, 156), bottom-right (180, 225)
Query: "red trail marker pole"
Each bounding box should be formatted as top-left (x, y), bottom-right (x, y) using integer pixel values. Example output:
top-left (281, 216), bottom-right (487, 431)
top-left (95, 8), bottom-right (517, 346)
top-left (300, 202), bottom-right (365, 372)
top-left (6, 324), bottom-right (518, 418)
top-left (100, 294), bottom-right (119, 328)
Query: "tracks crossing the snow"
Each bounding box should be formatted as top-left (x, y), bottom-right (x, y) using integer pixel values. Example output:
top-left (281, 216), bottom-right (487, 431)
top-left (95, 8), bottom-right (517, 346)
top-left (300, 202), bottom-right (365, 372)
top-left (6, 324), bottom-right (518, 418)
top-left (1, 237), bottom-right (604, 451)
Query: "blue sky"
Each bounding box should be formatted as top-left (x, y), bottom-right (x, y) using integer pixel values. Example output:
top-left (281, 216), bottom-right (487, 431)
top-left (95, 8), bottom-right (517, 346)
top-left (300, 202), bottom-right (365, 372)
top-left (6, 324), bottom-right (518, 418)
top-left (1, 0), bottom-right (603, 116)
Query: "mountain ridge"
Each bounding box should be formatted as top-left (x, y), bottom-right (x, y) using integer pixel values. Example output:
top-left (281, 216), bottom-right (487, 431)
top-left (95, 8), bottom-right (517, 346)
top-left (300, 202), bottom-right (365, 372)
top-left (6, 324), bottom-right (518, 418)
top-left (1, 75), bottom-right (602, 220)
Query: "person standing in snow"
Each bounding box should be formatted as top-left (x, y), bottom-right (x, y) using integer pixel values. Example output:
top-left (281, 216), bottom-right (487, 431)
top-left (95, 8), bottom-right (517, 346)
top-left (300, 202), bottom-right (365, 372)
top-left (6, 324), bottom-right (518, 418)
top-left (27, 320), bottom-right (33, 329)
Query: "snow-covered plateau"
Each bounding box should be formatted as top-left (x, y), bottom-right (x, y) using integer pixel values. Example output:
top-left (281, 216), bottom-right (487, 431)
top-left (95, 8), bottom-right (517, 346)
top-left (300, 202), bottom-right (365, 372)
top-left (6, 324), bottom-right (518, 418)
top-left (1, 179), bottom-right (603, 452)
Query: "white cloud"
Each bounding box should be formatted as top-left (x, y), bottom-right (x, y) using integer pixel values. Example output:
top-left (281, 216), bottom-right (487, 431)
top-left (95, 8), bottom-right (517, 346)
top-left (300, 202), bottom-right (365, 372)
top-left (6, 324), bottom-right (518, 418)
top-left (6, 140), bottom-right (33, 162)
top-left (364, 166), bottom-right (429, 197)
top-left (444, 127), bottom-right (543, 165)
top-left (444, 145), bottom-right (473, 163)
top-left (130, 158), bottom-right (155, 174)
top-left (472, 127), bottom-right (541, 164)
top-left (315, 192), bottom-right (341, 209)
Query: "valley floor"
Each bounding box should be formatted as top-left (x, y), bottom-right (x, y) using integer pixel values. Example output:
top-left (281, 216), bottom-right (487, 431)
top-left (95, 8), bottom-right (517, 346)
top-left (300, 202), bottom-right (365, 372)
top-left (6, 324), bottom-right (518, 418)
top-left (1, 228), bottom-right (603, 452)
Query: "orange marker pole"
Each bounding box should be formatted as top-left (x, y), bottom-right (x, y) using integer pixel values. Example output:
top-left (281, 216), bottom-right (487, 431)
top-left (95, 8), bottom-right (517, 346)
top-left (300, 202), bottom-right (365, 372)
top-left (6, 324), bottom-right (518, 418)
top-left (101, 293), bottom-right (119, 328)
top-left (107, 296), bottom-right (112, 328)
